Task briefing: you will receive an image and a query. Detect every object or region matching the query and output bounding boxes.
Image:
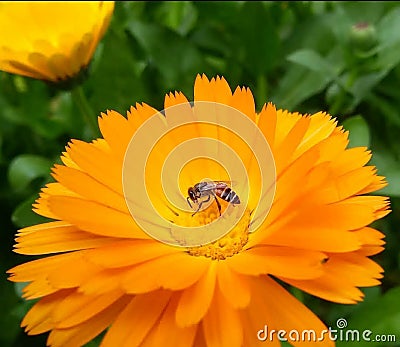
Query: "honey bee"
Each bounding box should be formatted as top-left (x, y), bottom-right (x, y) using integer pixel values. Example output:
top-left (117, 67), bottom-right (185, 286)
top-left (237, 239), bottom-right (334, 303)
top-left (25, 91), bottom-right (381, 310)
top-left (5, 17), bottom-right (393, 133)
top-left (186, 181), bottom-right (240, 216)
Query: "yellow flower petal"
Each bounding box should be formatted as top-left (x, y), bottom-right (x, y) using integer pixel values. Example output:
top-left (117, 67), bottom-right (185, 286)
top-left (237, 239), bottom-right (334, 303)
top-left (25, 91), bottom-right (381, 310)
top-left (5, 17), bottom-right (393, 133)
top-left (8, 252), bottom-right (80, 283)
top-left (79, 268), bottom-right (126, 295)
top-left (227, 246), bottom-right (326, 279)
top-left (355, 227), bottom-right (385, 247)
top-left (65, 140), bottom-right (123, 194)
top-left (273, 116), bottom-right (311, 175)
top-left (122, 252), bottom-right (209, 293)
top-left (47, 196), bottom-right (149, 239)
top-left (0, 2), bottom-right (114, 82)
top-left (257, 102), bottom-right (277, 148)
top-left (241, 309), bottom-right (281, 346)
top-left (140, 294), bottom-right (197, 347)
top-left (203, 288), bottom-right (243, 347)
top-left (46, 252), bottom-right (102, 290)
top-left (20, 278), bottom-right (58, 300)
top-left (98, 110), bottom-right (136, 163)
top-left (217, 261), bottom-right (251, 309)
top-left (14, 221), bottom-right (114, 255)
top-left (281, 276), bottom-right (364, 304)
top-left (127, 102), bottom-right (161, 130)
top-left (51, 164), bottom-right (129, 213)
top-left (47, 296), bottom-right (130, 347)
top-left (281, 252), bottom-right (383, 304)
top-left (247, 276), bottom-right (334, 347)
top-left (176, 261), bottom-right (217, 327)
top-left (21, 290), bottom-right (73, 335)
top-left (53, 290), bottom-right (124, 329)
top-left (262, 225), bottom-right (361, 252)
top-left (230, 86), bottom-right (256, 123)
top-left (194, 74), bottom-right (232, 104)
top-left (86, 240), bottom-right (181, 268)
top-left (294, 111), bottom-right (337, 156)
top-left (101, 291), bottom-right (171, 347)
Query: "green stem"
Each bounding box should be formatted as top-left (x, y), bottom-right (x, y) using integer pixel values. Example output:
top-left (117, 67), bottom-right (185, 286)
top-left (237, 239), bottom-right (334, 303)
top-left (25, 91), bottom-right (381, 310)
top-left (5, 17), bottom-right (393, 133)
top-left (329, 69), bottom-right (358, 116)
top-left (256, 74), bottom-right (268, 110)
top-left (71, 85), bottom-right (99, 138)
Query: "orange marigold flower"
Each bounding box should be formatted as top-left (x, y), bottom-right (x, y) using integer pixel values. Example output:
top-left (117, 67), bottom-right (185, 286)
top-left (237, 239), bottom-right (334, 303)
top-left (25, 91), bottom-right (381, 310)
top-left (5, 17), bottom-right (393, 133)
top-left (8, 75), bottom-right (389, 347)
top-left (0, 1), bottom-right (114, 83)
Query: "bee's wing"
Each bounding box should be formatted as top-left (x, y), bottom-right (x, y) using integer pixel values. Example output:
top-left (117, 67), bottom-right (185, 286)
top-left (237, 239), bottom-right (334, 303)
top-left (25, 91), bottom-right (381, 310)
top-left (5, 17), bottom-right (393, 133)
top-left (194, 180), bottom-right (236, 192)
top-left (194, 181), bottom-right (218, 192)
top-left (214, 180), bottom-right (237, 186)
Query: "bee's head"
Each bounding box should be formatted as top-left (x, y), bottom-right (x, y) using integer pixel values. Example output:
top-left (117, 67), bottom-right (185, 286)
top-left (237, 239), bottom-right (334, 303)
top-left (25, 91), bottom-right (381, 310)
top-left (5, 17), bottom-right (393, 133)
top-left (188, 187), bottom-right (197, 203)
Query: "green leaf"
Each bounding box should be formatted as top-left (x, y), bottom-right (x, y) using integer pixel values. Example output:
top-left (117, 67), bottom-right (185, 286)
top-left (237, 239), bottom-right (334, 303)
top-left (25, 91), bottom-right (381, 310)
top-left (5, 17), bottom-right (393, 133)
top-left (236, 2), bottom-right (280, 75)
top-left (126, 20), bottom-right (205, 88)
top-left (0, 273), bottom-right (23, 346)
top-left (83, 332), bottom-right (105, 347)
top-left (190, 23), bottom-right (232, 57)
top-left (13, 282), bottom-right (28, 299)
top-left (326, 287), bottom-right (382, 325)
top-left (342, 115), bottom-right (371, 148)
top-left (336, 287), bottom-right (400, 347)
top-left (0, 83), bottom-right (67, 140)
top-left (155, 2), bottom-right (198, 36)
top-left (193, 1), bottom-right (241, 25)
top-left (272, 62), bottom-right (334, 111)
top-left (11, 194), bottom-right (51, 228)
top-left (337, 2), bottom-right (385, 26)
top-left (377, 7), bottom-right (400, 50)
top-left (348, 71), bottom-right (387, 104)
top-left (287, 49), bottom-right (336, 77)
top-left (7, 154), bottom-right (52, 193)
top-left (273, 47), bottom-right (345, 110)
top-left (87, 29), bottom-right (150, 114)
top-left (344, 8), bottom-right (400, 107)
top-left (368, 94), bottom-right (400, 128)
top-left (370, 150), bottom-right (400, 197)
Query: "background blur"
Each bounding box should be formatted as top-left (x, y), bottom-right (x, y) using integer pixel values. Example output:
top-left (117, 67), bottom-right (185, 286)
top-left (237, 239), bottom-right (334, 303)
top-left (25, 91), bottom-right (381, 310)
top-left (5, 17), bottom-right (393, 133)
top-left (1, 2), bottom-right (399, 346)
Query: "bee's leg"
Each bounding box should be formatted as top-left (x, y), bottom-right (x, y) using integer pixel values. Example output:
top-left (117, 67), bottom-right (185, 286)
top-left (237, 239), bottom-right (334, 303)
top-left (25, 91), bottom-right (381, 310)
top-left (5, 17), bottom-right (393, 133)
top-left (203, 195), bottom-right (211, 203)
top-left (192, 201), bottom-right (203, 216)
top-left (192, 196), bottom-right (210, 217)
top-left (213, 194), bottom-right (221, 216)
top-left (186, 197), bottom-right (192, 208)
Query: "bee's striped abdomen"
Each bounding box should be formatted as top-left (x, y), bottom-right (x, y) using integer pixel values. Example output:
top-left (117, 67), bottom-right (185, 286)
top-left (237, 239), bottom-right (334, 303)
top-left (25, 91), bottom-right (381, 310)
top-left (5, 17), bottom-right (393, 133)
top-left (219, 187), bottom-right (240, 204)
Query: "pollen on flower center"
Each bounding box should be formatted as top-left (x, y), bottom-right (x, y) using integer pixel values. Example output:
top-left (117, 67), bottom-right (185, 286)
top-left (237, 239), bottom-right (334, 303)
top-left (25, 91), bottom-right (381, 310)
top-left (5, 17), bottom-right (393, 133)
top-left (185, 207), bottom-right (252, 260)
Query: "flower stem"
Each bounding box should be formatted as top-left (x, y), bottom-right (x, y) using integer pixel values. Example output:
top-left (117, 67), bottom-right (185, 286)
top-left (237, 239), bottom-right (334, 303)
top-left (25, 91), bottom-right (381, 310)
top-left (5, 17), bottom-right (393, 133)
top-left (71, 85), bottom-right (99, 138)
top-left (256, 74), bottom-right (268, 111)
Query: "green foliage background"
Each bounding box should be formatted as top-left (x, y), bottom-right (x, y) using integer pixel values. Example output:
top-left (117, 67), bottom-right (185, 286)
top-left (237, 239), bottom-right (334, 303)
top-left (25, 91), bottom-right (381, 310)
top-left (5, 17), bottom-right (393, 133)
top-left (1, 2), bottom-right (399, 346)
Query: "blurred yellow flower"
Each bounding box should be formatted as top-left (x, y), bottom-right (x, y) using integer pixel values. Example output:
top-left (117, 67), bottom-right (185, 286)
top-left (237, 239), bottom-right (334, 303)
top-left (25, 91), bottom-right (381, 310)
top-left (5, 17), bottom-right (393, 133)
top-left (0, 1), bottom-right (114, 83)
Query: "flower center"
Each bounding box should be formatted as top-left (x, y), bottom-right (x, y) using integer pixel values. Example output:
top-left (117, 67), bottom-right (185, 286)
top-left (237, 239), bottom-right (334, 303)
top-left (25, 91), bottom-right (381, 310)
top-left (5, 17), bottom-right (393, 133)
top-left (184, 204), bottom-right (252, 260)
